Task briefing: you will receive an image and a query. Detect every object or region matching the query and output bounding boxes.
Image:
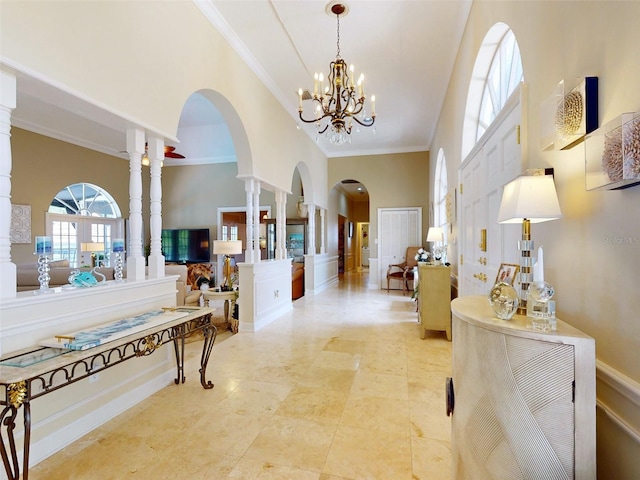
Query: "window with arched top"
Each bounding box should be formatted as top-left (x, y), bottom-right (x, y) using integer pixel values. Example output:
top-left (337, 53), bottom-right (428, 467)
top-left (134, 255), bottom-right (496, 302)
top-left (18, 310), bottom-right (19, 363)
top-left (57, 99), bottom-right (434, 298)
top-left (46, 183), bottom-right (124, 267)
top-left (434, 148), bottom-right (448, 229)
top-left (461, 23), bottom-right (524, 159)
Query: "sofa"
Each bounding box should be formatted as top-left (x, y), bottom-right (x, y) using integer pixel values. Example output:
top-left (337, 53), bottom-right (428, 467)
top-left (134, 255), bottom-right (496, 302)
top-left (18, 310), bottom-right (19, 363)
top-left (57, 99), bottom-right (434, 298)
top-left (292, 262), bottom-right (304, 300)
top-left (16, 260), bottom-right (191, 306)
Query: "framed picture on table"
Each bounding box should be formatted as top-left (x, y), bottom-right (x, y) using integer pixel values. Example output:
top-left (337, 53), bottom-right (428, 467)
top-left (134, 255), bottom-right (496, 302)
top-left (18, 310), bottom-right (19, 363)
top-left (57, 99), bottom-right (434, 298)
top-left (495, 263), bottom-right (519, 286)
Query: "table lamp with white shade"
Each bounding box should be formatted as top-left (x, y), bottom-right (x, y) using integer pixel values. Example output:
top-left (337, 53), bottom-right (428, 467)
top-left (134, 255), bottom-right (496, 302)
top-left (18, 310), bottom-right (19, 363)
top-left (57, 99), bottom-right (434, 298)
top-left (213, 240), bottom-right (243, 291)
top-left (497, 172), bottom-right (562, 313)
top-left (426, 226), bottom-right (445, 263)
top-left (81, 242), bottom-right (105, 268)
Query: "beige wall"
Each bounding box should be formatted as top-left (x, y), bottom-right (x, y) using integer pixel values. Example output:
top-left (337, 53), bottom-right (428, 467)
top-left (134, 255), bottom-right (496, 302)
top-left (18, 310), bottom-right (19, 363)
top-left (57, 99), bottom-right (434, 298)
top-left (430, 1), bottom-right (640, 476)
top-left (10, 129), bottom-right (130, 264)
top-left (328, 151), bottom-right (430, 258)
top-left (161, 162), bottom-right (276, 237)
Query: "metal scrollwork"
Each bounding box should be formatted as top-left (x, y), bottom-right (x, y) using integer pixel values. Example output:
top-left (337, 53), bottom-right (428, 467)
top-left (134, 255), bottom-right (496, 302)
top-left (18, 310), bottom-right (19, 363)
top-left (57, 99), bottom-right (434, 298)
top-left (8, 381), bottom-right (27, 408)
top-left (136, 335), bottom-right (162, 356)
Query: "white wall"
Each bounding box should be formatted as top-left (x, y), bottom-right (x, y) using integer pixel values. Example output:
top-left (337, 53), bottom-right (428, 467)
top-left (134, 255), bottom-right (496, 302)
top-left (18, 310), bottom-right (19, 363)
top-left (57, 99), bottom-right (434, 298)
top-left (0, 1), bottom-right (327, 207)
top-left (430, 1), bottom-right (640, 476)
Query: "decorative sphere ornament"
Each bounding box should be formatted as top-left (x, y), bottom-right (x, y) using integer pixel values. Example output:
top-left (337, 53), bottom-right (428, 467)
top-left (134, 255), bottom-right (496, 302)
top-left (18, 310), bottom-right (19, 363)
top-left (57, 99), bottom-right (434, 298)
top-left (488, 282), bottom-right (519, 320)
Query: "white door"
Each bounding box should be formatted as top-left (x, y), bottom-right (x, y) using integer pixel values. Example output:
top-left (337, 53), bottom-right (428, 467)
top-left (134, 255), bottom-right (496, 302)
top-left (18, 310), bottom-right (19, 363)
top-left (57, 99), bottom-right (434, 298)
top-left (378, 207), bottom-right (422, 289)
top-left (459, 86), bottom-right (525, 296)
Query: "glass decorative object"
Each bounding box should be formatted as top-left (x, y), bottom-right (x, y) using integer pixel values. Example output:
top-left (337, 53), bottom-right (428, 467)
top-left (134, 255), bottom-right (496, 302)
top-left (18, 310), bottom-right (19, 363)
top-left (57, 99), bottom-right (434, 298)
top-left (527, 282), bottom-right (556, 331)
top-left (113, 238), bottom-right (125, 283)
top-left (34, 236), bottom-right (53, 295)
top-left (488, 282), bottom-right (519, 320)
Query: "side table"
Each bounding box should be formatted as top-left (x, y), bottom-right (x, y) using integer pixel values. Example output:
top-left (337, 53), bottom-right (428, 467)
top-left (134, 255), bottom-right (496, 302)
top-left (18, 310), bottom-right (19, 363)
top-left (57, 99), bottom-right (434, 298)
top-left (202, 289), bottom-right (238, 333)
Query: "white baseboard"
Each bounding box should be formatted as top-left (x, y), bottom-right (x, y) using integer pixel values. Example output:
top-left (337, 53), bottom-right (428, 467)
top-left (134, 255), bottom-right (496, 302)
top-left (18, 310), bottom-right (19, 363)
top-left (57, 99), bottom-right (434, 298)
top-left (596, 359), bottom-right (640, 444)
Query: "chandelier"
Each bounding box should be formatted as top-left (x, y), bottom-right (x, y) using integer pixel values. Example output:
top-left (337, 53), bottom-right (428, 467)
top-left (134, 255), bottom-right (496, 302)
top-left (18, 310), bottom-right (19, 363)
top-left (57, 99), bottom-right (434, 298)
top-left (297, 2), bottom-right (376, 145)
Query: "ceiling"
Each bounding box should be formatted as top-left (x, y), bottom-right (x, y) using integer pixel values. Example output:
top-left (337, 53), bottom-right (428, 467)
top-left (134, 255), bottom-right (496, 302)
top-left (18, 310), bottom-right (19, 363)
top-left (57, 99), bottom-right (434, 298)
top-left (201, 0), bottom-right (472, 158)
top-left (7, 0), bottom-right (472, 200)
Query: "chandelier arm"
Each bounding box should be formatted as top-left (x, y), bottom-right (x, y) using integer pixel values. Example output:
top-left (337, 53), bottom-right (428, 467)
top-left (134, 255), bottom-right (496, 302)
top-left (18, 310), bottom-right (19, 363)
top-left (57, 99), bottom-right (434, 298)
top-left (298, 110), bottom-right (335, 125)
top-left (351, 115), bottom-right (376, 127)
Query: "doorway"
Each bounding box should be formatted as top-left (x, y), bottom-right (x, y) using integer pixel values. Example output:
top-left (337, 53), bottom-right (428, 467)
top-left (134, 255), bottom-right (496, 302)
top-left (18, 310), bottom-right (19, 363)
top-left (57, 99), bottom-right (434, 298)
top-left (358, 222), bottom-right (370, 271)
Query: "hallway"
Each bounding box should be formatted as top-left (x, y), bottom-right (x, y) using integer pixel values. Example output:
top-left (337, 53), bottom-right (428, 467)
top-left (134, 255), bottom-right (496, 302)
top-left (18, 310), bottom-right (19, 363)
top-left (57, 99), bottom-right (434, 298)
top-left (30, 271), bottom-right (452, 479)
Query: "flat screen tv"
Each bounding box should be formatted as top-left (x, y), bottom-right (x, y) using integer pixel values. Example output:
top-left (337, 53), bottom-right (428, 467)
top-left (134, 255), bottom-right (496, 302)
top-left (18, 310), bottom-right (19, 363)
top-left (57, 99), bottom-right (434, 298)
top-left (161, 228), bottom-right (210, 263)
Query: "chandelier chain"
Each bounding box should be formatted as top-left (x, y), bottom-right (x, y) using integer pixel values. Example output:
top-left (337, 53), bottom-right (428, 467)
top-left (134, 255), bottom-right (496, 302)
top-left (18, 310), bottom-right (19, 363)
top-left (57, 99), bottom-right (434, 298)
top-left (336, 14), bottom-right (341, 58)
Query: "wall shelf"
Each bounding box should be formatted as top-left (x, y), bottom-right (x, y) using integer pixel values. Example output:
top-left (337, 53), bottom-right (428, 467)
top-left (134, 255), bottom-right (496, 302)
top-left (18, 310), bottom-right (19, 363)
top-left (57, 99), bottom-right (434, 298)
top-left (540, 77), bottom-right (598, 151)
top-left (585, 112), bottom-right (640, 190)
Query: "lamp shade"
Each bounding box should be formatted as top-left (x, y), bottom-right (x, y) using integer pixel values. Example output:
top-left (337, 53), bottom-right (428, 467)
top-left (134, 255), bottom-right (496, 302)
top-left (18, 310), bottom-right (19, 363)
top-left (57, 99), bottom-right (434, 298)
top-left (497, 175), bottom-right (562, 224)
top-left (213, 240), bottom-right (243, 255)
top-left (426, 227), bottom-right (443, 243)
top-left (81, 242), bottom-right (105, 252)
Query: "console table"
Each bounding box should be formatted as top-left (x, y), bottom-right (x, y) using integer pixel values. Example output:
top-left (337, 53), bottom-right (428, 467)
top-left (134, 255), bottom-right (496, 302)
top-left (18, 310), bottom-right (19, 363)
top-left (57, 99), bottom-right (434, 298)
top-left (0, 306), bottom-right (216, 480)
top-left (449, 296), bottom-right (595, 479)
top-left (417, 264), bottom-right (452, 340)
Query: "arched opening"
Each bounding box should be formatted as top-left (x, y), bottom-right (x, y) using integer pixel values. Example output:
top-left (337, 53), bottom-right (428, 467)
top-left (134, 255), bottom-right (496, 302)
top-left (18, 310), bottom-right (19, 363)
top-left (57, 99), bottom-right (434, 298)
top-left (330, 178), bottom-right (370, 274)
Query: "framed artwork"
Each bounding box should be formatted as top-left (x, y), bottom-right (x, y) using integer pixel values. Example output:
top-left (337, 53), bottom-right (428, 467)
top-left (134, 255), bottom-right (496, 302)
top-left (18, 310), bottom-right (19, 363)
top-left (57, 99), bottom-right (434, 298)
top-left (10, 204), bottom-right (31, 243)
top-left (495, 263), bottom-right (519, 286)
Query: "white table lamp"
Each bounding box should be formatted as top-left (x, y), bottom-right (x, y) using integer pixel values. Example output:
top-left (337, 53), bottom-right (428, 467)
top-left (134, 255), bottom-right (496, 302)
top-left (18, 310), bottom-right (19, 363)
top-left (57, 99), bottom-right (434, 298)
top-left (497, 173), bottom-right (561, 312)
top-left (80, 242), bottom-right (105, 268)
top-left (213, 240), bottom-right (243, 291)
top-left (426, 227), bottom-right (444, 243)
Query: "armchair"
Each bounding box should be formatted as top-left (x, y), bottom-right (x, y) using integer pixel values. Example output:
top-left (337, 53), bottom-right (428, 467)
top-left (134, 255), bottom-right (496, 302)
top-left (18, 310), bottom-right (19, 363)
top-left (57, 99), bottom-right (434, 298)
top-left (386, 246), bottom-right (421, 294)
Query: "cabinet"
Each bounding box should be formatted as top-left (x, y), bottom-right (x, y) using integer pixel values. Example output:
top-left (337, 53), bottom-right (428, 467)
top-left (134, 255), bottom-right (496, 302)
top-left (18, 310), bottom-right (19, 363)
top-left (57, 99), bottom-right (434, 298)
top-left (449, 296), bottom-right (595, 479)
top-left (417, 265), bottom-right (451, 340)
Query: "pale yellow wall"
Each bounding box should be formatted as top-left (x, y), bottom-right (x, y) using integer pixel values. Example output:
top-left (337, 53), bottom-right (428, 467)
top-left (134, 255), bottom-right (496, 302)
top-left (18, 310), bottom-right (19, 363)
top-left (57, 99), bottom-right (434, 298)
top-left (328, 151), bottom-right (430, 257)
top-left (430, 1), bottom-right (640, 476)
top-left (10, 129), bottom-right (130, 264)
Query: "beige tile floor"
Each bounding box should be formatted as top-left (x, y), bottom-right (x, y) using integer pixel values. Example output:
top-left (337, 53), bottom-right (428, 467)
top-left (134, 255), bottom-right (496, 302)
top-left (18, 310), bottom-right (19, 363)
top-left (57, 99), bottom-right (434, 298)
top-left (30, 271), bottom-right (452, 479)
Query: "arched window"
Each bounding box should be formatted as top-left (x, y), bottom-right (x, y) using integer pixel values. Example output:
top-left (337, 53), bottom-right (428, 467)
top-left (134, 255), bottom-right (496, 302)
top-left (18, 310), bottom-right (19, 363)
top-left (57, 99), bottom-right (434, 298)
top-left (462, 23), bottom-right (524, 159)
top-left (46, 183), bottom-right (124, 267)
top-left (49, 182), bottom-right (121, 217)
top-left (434, 148), bottom-right (448, 228)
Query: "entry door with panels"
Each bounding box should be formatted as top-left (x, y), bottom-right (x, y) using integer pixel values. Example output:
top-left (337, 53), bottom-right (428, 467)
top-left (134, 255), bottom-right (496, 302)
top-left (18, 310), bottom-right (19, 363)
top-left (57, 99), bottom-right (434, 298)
top-left (459, 85), bottom-right (525, 296)
top-left (377, 207), bottom-right (422, 290)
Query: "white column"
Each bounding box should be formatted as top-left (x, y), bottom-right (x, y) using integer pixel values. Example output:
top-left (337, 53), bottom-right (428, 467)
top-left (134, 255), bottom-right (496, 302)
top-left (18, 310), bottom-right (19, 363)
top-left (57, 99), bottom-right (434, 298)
top-left (244, 178), bottom-right (256, 263)
top-left (253, 181), bottom-right (261, 262)
top-left (320, 208), bottom-right (326, 254)
top-left (307, 203), bottom-right (316, 255)
top-left (126, 128), bottom-right (146, 281)
top-left (275, 190), bottom-right (287, 260)
top-left (0, 70), bottom-right (17, 300)
top-left (147, 137), bottom-right (165, 278)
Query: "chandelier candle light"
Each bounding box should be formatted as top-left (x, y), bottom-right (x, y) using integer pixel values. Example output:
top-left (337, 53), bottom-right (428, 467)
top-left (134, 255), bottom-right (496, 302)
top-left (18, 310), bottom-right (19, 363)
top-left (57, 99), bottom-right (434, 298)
top-left (297, 2), bottom-right (376, 145)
